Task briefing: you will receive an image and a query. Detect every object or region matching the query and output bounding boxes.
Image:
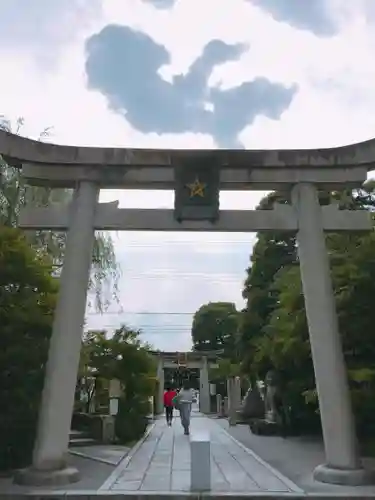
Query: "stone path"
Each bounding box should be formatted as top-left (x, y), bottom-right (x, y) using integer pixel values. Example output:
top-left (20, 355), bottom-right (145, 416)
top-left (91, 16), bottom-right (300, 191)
top-left (217, 419), bottom-right (375, 495)
top-left (100, 412), bottom-right (302, 493)
top-left (70, 444), bottom-right (131, 465)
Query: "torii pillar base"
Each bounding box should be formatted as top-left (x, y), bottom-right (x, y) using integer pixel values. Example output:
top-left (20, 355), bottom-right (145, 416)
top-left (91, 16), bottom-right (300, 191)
top-left (314, 464), bottom-right (375, 486)
top-left (14, 465), bottom-right (80, 487)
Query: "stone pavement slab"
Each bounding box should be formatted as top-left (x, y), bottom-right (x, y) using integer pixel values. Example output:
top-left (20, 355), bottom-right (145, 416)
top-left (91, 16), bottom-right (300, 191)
top-left (216, 419), bottom-right (375, 495)
top-left (100, 412), bottom-right (302, 493)
top-left (69, 444), bottom-right (131, 465)
top-left (0, 454), bottom-right (115, 494)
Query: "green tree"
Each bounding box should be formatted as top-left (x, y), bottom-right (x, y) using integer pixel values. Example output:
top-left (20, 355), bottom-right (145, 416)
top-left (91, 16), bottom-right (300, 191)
top-left (239, 188), bottom-right (349, 378)
top-left (209, 358), bottom-right (241, 381)
top-left (253, 265), bottom-right (317, 428)
top-left (248, 184), bottom-right (375, 434)
top-left (79, 326), bottom-right (156, 442)
top-left (0, 227), bottom-right (58, 471)
top-left (240, 192), bottom-right (297, 376)
top-left (191, 302), bottom-right (239, 357)
top-left (0, 116), bottom-right (119, 311)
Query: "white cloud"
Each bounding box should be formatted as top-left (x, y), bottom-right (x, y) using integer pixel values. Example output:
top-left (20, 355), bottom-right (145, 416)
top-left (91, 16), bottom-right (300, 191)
top-left (1, 0), bottom-right (374, 349)
top-left (0, 0), bottom-right (102, 70)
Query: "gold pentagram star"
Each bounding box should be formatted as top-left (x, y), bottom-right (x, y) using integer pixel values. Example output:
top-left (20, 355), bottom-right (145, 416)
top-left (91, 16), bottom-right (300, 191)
top-left (186, 177), bottom-right (206, 198)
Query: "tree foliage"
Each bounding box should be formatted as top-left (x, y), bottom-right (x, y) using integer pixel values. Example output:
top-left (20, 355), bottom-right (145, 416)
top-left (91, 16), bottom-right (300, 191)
top-left (240, 183), bottom-right (375, 434)
top-left (209, 358), bottom-right (241, 381)
top-left (0, 227), bottom-right (58, 471)
top-left (0, 116), bottom-right (120, 311)
top-left (79, 326), bottom-right (156, 442)
top-left (240, 192), bottom-right (297, 375)
top-left (191, 301), bottom-right (239, 357)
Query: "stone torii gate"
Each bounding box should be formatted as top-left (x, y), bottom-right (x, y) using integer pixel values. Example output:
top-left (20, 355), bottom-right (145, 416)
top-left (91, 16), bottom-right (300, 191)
top-left (1, 129), bottom-right (374, 486)
top-left (151, 350), bottom-right (220, 415)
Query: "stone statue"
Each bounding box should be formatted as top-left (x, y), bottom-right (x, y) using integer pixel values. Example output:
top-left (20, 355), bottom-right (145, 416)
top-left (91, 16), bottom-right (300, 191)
top-left (264, 370), bottom-right (278, 423)
top-left (240, 385), bottom-right (264, 419)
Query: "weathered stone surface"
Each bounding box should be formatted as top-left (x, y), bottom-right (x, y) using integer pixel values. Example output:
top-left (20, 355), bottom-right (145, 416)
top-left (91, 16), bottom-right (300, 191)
top-left (101, 411), bottom-right (300, 493)
top-left (2, 128), bottom-right (375, 168)
top-left (190, 432), bottom-right (211, 491)
top-left (240, 387), bottom-right (265, 419)
top-left (13, 466), bottom-right (80, 486)
top-left (249, 418), bottom-right (280, 436)
top-left (18, 206), bottom-right (372, 232)
top-left (314, 463), bottom-right (375, 486)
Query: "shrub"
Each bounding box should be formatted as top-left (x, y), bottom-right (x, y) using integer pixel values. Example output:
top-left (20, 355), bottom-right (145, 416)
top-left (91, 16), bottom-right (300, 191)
top-left (0, 228), bottom-right (57, 471)
top-left (115, 397), bottom-right (151, 443)
top-left (80, 327), bottom-right (156, 444)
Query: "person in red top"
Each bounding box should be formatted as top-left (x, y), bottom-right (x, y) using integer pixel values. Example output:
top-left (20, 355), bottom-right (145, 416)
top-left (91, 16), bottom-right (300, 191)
top-left (163, 386), bottom-right (177, 426)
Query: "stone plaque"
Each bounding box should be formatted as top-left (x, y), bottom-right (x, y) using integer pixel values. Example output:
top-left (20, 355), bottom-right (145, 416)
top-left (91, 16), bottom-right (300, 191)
top-left (109, 398), bottom-right (119, 416)
top-left (109, 378), bottom-right (122, 398)
top-left (174, 156), bottom-right (220, 221)
top-left (210, 383), bottom-right (216, 396)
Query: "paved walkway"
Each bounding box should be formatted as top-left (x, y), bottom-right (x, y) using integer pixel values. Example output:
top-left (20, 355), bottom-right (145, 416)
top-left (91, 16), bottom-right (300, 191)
top-left (100, 412), bottom-right (302, 493)
top-left (217, 419), bottom-right (375, 495)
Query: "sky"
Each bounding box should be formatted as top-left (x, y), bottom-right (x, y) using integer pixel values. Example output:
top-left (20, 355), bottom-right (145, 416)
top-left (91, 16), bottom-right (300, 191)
top-left (1, 0), bottom-right (375, 350)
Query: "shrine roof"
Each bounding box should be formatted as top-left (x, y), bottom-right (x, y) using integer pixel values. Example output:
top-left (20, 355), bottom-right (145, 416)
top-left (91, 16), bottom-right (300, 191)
top-left (1, 130), bottom-right (375, 169)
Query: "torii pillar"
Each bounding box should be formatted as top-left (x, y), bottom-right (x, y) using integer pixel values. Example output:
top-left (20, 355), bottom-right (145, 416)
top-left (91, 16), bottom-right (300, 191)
top-left (292, 183), bottom-right (374, 486)
top-left (199, 356), bottom-right (210, 414)
top-left (14, 181), bottom-right (99, 486)
top-left (156, 357), bottom-right (165, 414)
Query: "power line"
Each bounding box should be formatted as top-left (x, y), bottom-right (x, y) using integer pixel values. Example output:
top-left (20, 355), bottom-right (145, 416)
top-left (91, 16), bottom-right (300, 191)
top-left (85, 322), bottom-right (191, 326)
top-left (85, 327), bottom-right (191, 334)
top-left (86, 310), bottom-right (244, 316)
top-left (115, 247), bottom-right (251, 251)
top-left (85, 322), bottom-right (191, 330)
top-left (89, 271), bottom-right (245, 283)
top-left (126, 274), bottom-right (246, 278)
top-left (101, 277), bottom-right (242, 283)
top-left (112, 240), bottom-right (252, 245)
top-left (86, 329), bottom-right (191, 332)
top-left (131, 327), bottom-right (191, 329)
top-left (87, 311), bottom-right (195, 316)
top-left (85, 324), bottom-right (192, 328)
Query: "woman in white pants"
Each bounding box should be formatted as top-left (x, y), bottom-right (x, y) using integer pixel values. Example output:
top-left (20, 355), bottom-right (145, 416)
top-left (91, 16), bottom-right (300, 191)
top-left (177, 381), bottom-right (194, 435)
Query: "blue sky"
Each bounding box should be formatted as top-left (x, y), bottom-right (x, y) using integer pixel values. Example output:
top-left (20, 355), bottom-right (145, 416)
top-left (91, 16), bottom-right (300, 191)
top-left (1, 0), bottom-right (375, 350)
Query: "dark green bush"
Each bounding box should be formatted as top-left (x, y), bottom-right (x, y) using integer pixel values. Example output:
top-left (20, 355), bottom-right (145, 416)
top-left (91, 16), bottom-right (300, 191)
top-left (80, 327), bottom-right (156, 445)
top-left (0, 227), bottom-right (57, 471)
top-left (115, 397), bottom-right (150, 443)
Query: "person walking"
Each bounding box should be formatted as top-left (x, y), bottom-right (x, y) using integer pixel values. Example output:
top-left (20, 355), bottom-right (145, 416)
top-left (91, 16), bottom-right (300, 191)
top-left (163, 386), bottom-right (177, 426)
top-left (176, 381), bottom-right (194, 435)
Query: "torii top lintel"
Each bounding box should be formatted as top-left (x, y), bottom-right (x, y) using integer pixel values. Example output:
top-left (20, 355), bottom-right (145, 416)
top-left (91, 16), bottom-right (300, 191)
top-left (150, 350), bottom-right (222, 362)
top-left (1, 129), bottom-right (375, 170)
